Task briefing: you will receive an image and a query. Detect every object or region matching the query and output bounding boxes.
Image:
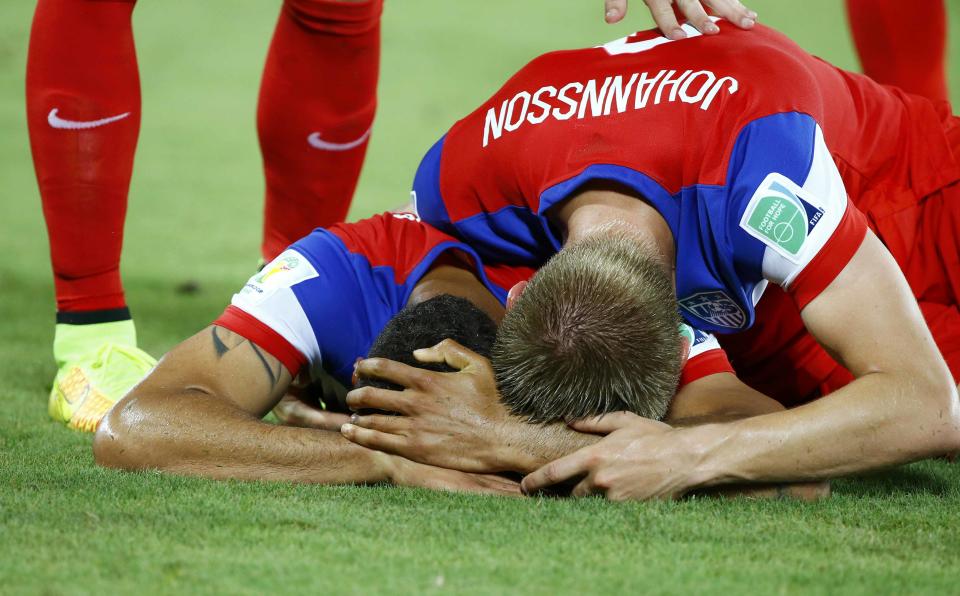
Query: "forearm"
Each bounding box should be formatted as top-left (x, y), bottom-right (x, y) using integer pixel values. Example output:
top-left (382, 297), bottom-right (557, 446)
top-left (688, 372), bottom-right (960, 488)
top-left (95, 388), bottom-right (387, 484)
top-left (668, 400), bottom-right (830, 501)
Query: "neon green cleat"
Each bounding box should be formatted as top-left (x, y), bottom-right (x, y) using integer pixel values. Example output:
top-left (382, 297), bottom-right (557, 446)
top-left (49, 320), bottom-right (157, 432)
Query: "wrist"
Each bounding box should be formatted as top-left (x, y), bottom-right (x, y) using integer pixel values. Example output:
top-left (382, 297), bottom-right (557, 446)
top-left (677, 422), bottom-right (736, 490)
top-left (369, 449), bottom-right (398, 484)
top-left (490, 418), bottom-right (541, 474)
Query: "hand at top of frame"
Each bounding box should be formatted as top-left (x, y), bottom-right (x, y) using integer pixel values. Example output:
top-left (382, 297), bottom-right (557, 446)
top-left (606, 0), bottom-right (757, 39)
top-left (341, 339), bottom-right (522, 474)
top-left (521, 411), bottom-right (697, 501)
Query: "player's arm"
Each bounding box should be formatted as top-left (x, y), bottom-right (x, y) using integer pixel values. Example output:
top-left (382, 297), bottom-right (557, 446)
top-left (94, 326), bottom-right (518, 495)
top-left (522, 223), bottom-right (960, 499)
top-left (687, 232), bottom-right (960, 483)
top-left (94, 324), bottom-right (392, 482)
top-left (668, 371), bottom-right (784, 425)
top-left (668, 372), bottom-right (830, 500)
top-left (521, 113), bottom-right (959, 499)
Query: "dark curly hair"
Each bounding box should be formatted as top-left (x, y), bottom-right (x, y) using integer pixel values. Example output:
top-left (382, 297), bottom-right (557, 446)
top-left (356, 294), bottom-right (498, 392)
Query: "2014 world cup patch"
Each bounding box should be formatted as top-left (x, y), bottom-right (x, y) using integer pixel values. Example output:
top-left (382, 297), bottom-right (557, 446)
top-left (241, 249), bottom-right (318, 304)
top-left (739, 173), bottom-right (825, 263)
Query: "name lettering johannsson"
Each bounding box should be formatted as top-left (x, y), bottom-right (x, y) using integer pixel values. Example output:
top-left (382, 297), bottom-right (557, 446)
top-left (482, 69), bottom-right (739, 147)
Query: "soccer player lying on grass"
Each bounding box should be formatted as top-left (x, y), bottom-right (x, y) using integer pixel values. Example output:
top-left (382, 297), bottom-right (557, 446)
top-left (338, 19), bottom-right (960, 499)
top-left (95, 212), bottom-right (826, 497)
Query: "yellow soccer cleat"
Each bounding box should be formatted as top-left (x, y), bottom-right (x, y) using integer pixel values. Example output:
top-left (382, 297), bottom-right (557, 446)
top-left (49, 321), bottom-right (157, 432)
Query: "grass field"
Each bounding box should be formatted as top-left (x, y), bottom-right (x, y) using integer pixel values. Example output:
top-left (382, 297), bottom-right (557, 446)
top-left (2, 1), bottom-right (960, 593)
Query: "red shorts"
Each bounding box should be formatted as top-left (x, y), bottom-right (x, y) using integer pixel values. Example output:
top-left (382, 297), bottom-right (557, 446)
top-left (721, 113), bottom-right (960, 405)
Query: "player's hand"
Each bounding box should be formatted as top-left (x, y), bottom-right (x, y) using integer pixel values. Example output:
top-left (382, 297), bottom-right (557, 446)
top-left (273, 392), bottom-right (350, 431)
top-left (341, 339), bottom-right (520, 474)
top-left (606, 0), bottom-right (757, 40)
top-left (384, 453), bottom-right (521, 497)
top-left (521, 411), bottom-right (699, 500)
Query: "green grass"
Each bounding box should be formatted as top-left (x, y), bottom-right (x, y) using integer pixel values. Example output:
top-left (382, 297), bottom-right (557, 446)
top-left (2, 1), bottom-right (960, 593)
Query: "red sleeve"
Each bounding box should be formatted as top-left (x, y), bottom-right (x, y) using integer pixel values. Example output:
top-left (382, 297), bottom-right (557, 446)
top-left (678, 348), bottom-right (734, 388)
top-left (787, 202), bottom-right (868, 311)
top-left (213, 305), bottom-right (308, 376)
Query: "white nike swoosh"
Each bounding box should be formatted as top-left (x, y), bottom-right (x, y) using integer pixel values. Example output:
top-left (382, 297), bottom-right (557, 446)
top-left (47, 108), bottom-right (131, 130)
top-left (306, 128), bottom-right (371, 151)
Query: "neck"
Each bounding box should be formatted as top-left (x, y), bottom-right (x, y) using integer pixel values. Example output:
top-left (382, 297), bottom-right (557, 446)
top-left (553, 185), bottom-right (675, 275)
top-left (408, 258), bottom-right (506, 324)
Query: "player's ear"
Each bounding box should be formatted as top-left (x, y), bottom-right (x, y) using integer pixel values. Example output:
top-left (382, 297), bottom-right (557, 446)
top-left (506, 281), bottom-right (528, 311)
top-left (679, 335), bottom-right (691, 364)
top-left (351, 357), bottom-right (362, 386)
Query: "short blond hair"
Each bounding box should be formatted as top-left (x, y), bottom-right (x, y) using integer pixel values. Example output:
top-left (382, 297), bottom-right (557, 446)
top-left (492, 231), bottom-right (681, 423)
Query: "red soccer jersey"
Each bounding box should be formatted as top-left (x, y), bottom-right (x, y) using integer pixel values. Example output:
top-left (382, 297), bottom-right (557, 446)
top-left (214, 213), bottom-right (730, 388)
top-left (412, 20), bottom-right (960, 335)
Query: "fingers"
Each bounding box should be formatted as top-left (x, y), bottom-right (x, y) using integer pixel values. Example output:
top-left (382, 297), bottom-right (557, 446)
top-left (350, 414), bottom-right (411, 435)
top-left (643, 0), bottom-right (684, 40)
top-left (285, 409), bottom-right (351, 431)
top-left (345, 386), bottom-right (414, 415)
top-left (412, 339), bottom-right (482, 371)
top-left (705, 0), bottom-right (756, 30)
top-left (572, 412), bottom-right (672, 434)
top-left (569, 411), bottom-right (641, 434)
top-left (604, 0), bottom-right (628, 23)
top-left (571, 475), bottom-right (600, 498)
top-left (355, 357), bottom-right (430, 390)
top-left (341, 423), bottom-right (407, 454)
top-left (676, 0), bottom-right (718, 34)
top-left (428, 472), bottom-right (523, 497)
top-left (521, 450), bottom-right (593, 495)
top-left (273, 396), bottom-right (351, 431)
top-left (469, 474), bottom-right (524, 497)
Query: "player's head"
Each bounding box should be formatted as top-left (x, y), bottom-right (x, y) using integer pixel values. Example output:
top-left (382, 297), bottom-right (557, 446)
top-left (356, 294), bottom-right (498, 391)
top-left (492, 230), bottom-right (682, 423)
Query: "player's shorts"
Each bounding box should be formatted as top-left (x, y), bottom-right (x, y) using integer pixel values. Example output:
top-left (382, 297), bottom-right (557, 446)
top-left (722, 111), bottom-right (960, 405)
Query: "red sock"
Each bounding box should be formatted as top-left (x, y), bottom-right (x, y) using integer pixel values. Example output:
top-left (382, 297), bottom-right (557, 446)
top-left (26, 0), bottom-right (140, 316)
top-left (846, 0), bottom-right (949, 103)
top-left (257, 0), bottom-right (382, 260)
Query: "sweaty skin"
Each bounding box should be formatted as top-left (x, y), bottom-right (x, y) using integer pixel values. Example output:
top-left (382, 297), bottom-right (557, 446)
top-left (514, 187), bottom-right (960, 499)
top-left (94, 260), bottom-right (603, 492)
top-left (93, 263), bottom-right (532, 496)
top-left (94, 323), bottom-right (520, 495)
top-left (344, 337), bottom-right (830, 500)
top-left (343, 185), bottom-right (959, 500)
top-left (96, 254), bottom-right (821, 498)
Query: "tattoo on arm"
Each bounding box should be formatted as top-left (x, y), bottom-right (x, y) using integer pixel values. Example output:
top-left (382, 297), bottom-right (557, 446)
top-left (249, 343), bottom-right (278, 387)
top-left (210, 326), bottom-right (284, 390)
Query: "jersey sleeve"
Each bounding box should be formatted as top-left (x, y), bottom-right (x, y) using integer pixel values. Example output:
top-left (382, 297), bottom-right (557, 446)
top-left (214, 214), bottom-right (506, 385)
top-left (212, 248), bottom-right (324, 378)
top-left (727, 112), bottom-right (868, 310)
top-left (677, 325), bottom-right (734, 388)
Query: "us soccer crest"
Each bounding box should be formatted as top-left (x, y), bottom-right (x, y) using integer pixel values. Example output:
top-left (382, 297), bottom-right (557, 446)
top-left (678, 291), bottom-right (746, 329)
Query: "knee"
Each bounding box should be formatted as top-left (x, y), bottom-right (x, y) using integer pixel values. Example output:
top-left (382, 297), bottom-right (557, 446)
top-left (282, 0), bottom-right (382, 35)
